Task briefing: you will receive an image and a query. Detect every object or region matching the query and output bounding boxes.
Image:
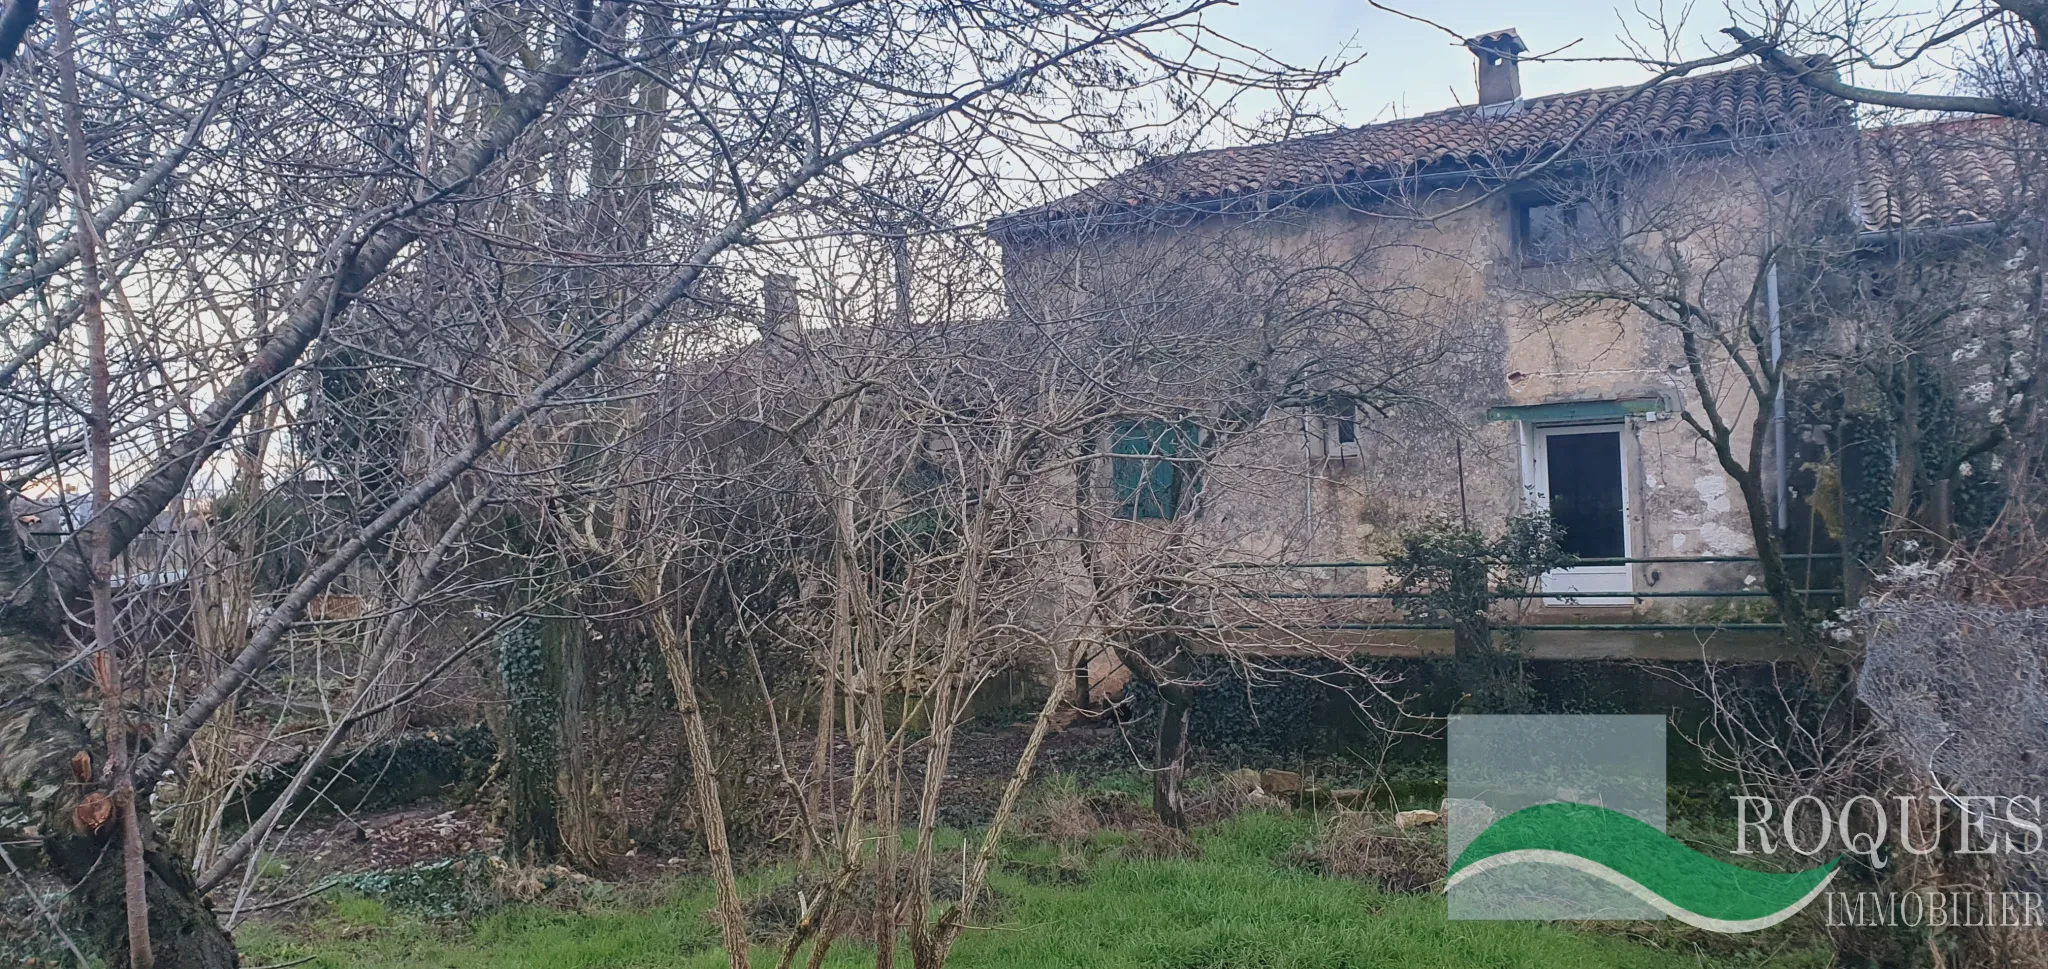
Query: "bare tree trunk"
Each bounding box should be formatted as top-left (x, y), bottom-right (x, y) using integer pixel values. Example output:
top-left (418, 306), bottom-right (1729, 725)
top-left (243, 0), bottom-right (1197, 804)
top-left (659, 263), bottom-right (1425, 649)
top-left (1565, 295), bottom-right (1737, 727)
top-left (554, 613), bottom-right (605, 868)
top-left (870, 678), bottom-right (898, 969)
top-left (1734, 459), bottom-right (1805, 637)
top-left (1925, 478), bottom-right (1956, 548)
top-left (1838, 409), bottom-right (1889, 601)
top-left (43, 837), bottom-right (237, 969)
top-left (57, 0), bottom-right (151, 958)
top-left (925, 643), bottom-right (1078, 966)
top-left (651, 610), bottom-right (749, 969)
top-left (1678, 326), bottom-right (1808, 639)
top-left (357, 514), bottom-right (445, 744)
top-left (1451, 614), bottom-right (1509, 712)
top-left (1152, 686), bottom-right (1193, 831)
top-left (903, 674), bottom-right (956, 969)
top-left (807, 494), bottom-right (859, 860)
top-left (803, 646), bottom-right (836, 868)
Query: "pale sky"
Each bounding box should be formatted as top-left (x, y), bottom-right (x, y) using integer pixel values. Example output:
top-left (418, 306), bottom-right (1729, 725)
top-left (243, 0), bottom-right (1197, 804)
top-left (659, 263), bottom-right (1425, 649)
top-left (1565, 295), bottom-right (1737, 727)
top-left (1203, 1), bottom-right (1767, 124)
top-left (1196, 1), bottom-right (1826, 124)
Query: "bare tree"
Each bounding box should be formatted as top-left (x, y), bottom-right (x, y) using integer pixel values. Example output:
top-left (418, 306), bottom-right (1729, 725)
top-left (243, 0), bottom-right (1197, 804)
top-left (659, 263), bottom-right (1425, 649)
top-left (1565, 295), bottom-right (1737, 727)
top-left (1719, 2), bottom-right (2048, 126)
top-left (0, 2), bottom-right (1337, 965)
top-left (1496, 126), bottom-right (1873, 634)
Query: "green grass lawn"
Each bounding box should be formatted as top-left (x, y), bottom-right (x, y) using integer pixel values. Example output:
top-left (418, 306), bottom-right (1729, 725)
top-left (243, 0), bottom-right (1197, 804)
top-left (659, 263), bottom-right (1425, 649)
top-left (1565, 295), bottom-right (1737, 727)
top-left (241, 813), bottom-right (1829, 969)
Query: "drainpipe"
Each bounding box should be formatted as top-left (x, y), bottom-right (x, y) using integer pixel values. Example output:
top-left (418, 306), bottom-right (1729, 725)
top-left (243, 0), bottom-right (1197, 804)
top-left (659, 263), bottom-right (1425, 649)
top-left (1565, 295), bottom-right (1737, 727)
top-left (1767, 256), bottom-right (1787, 534)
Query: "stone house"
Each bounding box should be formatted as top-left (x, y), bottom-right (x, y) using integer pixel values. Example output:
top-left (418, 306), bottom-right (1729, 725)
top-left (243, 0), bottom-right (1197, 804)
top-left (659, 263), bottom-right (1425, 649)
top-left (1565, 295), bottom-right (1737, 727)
top-left (992, 30), bottom-right (2025, 657)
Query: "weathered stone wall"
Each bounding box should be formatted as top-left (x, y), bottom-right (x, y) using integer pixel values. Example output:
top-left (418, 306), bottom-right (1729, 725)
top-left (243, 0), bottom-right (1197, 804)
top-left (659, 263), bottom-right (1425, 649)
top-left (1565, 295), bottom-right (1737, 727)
top-left (1002, 154), bottom-right (1788, 623)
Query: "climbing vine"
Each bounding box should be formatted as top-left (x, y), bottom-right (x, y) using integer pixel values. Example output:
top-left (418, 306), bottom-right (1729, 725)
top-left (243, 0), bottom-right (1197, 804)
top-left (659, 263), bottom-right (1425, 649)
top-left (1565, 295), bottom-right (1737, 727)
top-left (497, 617), bottom-right (560, 861)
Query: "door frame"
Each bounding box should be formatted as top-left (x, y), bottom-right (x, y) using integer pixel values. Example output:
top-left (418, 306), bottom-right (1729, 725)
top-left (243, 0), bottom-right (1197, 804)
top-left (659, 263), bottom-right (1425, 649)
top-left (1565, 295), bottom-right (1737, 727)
top-left (1519, 419), bottom-right (1635, 604)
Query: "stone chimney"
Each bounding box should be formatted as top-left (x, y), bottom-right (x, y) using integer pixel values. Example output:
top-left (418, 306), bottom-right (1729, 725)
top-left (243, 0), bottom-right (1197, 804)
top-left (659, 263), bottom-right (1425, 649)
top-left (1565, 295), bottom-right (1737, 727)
top-left (759, 273), bottom-right (800, 343)
top-left (1464, 28), bottom-right (1527, 107)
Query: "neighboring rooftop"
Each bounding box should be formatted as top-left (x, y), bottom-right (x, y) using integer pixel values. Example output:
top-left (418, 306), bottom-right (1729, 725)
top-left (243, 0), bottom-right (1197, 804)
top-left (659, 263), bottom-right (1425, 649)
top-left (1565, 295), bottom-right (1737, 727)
top-left (1002, 65), bottom-right (1852, 228)
top-left (1856, 116), bottom-right (2035, 233)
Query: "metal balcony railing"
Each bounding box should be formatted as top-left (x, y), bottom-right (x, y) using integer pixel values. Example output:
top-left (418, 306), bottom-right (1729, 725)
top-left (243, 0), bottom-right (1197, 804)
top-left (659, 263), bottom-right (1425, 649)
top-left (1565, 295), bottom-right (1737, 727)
top-left (1216, 553), bottom-right (1841, 633)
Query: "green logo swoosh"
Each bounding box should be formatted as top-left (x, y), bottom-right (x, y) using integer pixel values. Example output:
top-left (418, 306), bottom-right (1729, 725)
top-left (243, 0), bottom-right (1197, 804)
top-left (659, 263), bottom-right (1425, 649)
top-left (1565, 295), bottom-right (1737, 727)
top-left (1448, 802), bottom-right (1839, 932)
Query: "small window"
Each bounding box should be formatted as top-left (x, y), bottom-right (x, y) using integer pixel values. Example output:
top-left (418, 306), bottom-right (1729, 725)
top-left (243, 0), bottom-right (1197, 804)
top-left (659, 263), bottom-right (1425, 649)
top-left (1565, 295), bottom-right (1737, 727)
top-left (1517, 193), bottom-right (1612, 265)
top-left (1300, 399), bottom-right (1362, 461)
top-left (1111, 420), bottom-right (1196, 520)
top-left (1332, 399), bottom-right (1359, 449)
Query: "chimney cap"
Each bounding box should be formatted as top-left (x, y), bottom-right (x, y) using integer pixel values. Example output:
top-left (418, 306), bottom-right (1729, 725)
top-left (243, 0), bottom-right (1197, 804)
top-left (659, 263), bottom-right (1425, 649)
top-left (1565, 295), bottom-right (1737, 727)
top-left (1464, 28), bottom-right (1528, 60)
top-left (1465, 28), bottom-right (1527, 107)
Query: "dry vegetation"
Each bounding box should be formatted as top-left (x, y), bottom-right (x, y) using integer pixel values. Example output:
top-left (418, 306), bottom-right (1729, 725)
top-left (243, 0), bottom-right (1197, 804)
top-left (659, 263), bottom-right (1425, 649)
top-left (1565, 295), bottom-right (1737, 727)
top-left (4, 2), bottom-right (2048, 968)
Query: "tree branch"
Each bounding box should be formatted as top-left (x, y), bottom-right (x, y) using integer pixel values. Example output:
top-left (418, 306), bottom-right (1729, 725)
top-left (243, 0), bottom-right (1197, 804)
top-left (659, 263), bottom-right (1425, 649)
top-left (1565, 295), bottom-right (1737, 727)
top-left (1724, 25), bottom-right (2048, 126)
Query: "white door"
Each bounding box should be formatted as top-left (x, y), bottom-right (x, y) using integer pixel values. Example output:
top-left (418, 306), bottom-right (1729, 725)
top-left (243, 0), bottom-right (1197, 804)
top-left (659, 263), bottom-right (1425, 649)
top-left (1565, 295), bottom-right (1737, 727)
top-left (1526, 423), bottom-right (1632, 604)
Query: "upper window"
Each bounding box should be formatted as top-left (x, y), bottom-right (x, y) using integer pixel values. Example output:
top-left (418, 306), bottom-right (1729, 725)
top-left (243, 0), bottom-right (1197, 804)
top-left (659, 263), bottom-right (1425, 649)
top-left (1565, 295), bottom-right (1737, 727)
top-left (1313, 399), bottom-right (1360, 459)
top-left (1111, 420), bottom-right (1198, 520)
top-left (1516, 194), bottom-right (1612, 266)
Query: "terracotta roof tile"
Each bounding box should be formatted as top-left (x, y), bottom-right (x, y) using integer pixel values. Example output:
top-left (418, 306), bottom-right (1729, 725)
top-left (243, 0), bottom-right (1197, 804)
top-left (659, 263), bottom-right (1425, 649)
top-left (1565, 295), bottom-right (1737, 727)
top-left (1003, 67), bottom-right (1852, 226)
top-left (1857, 116), bottom-right (2036, 232)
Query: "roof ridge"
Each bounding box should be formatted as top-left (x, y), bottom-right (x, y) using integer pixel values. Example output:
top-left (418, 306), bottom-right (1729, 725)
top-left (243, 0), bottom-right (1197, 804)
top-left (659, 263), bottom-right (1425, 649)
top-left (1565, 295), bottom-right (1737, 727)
top-left (1154, 64), bottom-right (1777, 166)
top-left (1386, 63), bottom-right (1772, 124)
top-left (998, 66), bottom-right (1852, 228)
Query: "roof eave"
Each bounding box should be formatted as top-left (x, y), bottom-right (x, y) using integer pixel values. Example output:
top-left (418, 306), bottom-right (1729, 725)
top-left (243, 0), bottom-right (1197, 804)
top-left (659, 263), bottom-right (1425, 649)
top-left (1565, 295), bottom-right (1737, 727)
top-left (992, 122), bottom-right (1853, 245)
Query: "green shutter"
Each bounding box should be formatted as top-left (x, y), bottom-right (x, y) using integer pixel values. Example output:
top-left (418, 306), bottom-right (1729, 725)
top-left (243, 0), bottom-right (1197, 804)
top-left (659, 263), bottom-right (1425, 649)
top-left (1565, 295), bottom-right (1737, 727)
top-left (1109, 420), bottom-right (1190, 520)
top-left (1111, 421), bottom-right (1149, 518)
top-left (1484, 397), bottom-right (1664, 423)
top-left (1142, 448), bottom-right (1176, 519)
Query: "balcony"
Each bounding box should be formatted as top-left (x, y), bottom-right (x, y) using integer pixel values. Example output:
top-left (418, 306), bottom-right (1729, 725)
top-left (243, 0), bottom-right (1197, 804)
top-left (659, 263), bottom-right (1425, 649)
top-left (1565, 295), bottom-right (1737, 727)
top-left (1210, 554), bottom-right (1841, 662)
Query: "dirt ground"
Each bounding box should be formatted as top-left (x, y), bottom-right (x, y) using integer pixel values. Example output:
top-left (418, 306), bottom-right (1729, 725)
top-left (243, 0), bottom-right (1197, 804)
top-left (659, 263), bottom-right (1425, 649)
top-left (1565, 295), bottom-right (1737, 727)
top-left (247, 716), bottom-right (1150, 907)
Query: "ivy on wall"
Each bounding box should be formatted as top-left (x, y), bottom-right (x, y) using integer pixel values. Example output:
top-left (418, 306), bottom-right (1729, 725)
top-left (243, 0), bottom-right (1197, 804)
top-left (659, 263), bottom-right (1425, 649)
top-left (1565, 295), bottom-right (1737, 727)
top-left (497, 617), bottom-right (560, 861)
